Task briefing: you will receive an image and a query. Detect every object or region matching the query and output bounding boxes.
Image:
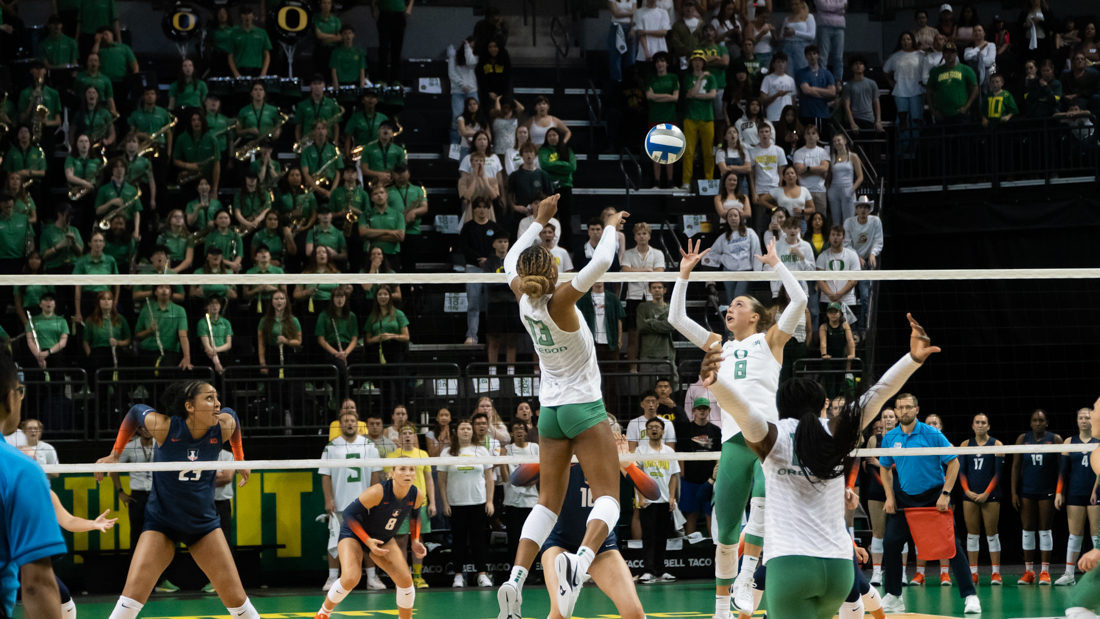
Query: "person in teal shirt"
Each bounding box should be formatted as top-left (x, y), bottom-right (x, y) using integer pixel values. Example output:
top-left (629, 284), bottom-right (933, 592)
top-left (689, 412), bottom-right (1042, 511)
top-left (196, 295), bottom-right (233, 373)
top-left (168, 59), bottom-right (209, 111)
top-left (134, 284), bottom-right (192, 369)
top-left (229, 6), bottom-right (272, 77)
top-left (358, 182), bottom-right (406, 264)
top-left (389, 163), bottom-right (427, 273)
top-left (72, 230), bottom-right (120, 323)
top-left (91, 28), bottom-right (138, 84)
top-left (537, 127), bottom-right (577, 249)
top-left (191, 247), bottom-right (238, 310)
top-left (361, 121), bottom-right (406, 186)
top-left (26, 293), bottom-right (70, 369)
top-left (329, 26), bottom-right (367, 87)
top-left (37, 17), bottom-right (79, 69)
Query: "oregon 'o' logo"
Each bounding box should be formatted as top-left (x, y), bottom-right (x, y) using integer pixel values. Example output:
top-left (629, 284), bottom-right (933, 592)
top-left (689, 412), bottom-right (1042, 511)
top-left (172, 10), bottom-right (197, 31)
top-left (277, 5), bottom-right (309, 31)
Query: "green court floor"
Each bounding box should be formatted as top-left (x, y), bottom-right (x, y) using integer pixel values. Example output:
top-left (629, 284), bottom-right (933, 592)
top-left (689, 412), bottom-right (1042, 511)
top-left (18, 578), bottom-right (1087, 618)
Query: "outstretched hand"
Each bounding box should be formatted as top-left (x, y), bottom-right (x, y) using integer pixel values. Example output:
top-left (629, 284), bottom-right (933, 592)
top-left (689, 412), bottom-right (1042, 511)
top-left (755, 237), bottom-right (780, 268)
top-left (907, 313), bottom-right (941, 364)
top-left (93, 510), bottom-right (118, 532)
top-left (678, 239), bottom-right (710, 279)
top-left (535, 194), bottom-right (561, 225)
top-left (604, 208), bottom-right (629, 232)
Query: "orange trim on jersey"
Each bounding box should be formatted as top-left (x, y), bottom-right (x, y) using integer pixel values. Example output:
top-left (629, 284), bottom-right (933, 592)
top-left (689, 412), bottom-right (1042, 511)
top-left (959, 476), bottom-right (971, 493)
top-left (348, 518), bottom-right (372, 545)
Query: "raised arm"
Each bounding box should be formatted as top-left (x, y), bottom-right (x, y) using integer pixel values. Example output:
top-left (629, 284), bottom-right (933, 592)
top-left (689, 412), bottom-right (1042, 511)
top-left (505, 194), bottom-right (560, 299)
top-left (759, 237), bottom-right (807, 356)
top-left (855, 314), bottom-right (940, 430)
top-left (669, 239), bottom-right (722, 351)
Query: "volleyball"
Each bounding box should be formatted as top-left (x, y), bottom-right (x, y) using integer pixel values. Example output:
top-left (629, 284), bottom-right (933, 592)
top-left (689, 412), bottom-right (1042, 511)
top-left (644, 124), bottom-right (686, 164)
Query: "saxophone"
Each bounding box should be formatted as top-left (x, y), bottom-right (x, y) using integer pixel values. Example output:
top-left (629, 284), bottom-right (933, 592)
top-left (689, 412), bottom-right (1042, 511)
top-left (340, 184), bottom-right (361, 238)
top-left (67, 155), bottom-right (107, 201)
top-left (313, 146), bottom-right (342, 190)
top-left (88, 110), bottom-right (120, 157)
top-left (292, 103), bottom-right (345, 154)
top-left (235, 112), bottom-right (290, 161)
top-left (137, 115), bottom-right (179, 158)
top-left (96, 187), bottom-right (142, 230)
top-left (177, 153), bottom-right (221, 185)
top-left (30, 76), bottom-right (48, 144)
top-left (0, 91), bottom-right (10, 143)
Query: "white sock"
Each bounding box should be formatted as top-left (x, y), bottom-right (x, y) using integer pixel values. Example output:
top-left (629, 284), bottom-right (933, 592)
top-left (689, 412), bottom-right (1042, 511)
top-left (508, 565), bottom-right (528, 587)
top-left (328, 568), bottom-right (339, 578)
top-left (992, 564), bottom-right (1001, 574)
top-left (872, 564), bottom-right (882, 576)
top-left (840, 599), bottom-right (865, 619)
top-left (226, 599), bottom-right (260, 619)
top-left (1068, 564), bottom-right (1077, 577)
top-left (916, 566), bottom-right (925, 576)
top-left (108, 596), bottom-right (143, 619)
top-left (61, 599), bottom-right (77, 619)
top-left (941, 566), bottom-right (949, 575)
top-left (740, 555), bottom-right (759, 577)
top-left (367, 567), bottom-right (377, 578)
top-left (902, 567), bottom-right (908, 581)
top-left (576, 546), bottom-right (597, 574)
top-left (970, 566), bottom-right (978, 575)
top-left (715, 594), bottom-right (731, 619)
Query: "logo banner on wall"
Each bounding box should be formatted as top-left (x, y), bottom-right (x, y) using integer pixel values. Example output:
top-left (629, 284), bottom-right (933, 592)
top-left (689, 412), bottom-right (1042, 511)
top-left (163, 3), bottom-right (203, 43)
top-left (270, 0), bottom-right (312, 45)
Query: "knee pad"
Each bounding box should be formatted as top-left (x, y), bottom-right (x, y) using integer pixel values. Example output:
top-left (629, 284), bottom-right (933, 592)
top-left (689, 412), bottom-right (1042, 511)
top-left (987, 534), bottom-right (1001, 553)
top-left (1022, 531), bottom-right (1036, 551)
top-left (396, 585), bottom-right (415, 609)
top-left (966, 534), bottom-right (981, 553)
top-left (743, 497), bottom-right (766, 540)
top-left (870, 536), bottom-right (884, 554)
top-left (61, 599), bottom-right (76, 619)
top-left (1069, 534), bottom-right (1084, 553)
top-left (327, 580), bottom-right (352, 606)
top-left (1040, 530), bottom-right (1054, 552)
top-left (716, 543), bottom-right (739, 580)
top-left (587, 496), bottom-right (620, 533)
top-left (520, 504), bottom-right (558, 545)
top-left (839, 600), bottom-right (864, 619)
top-left (862, 585), bottom-right (883, 612)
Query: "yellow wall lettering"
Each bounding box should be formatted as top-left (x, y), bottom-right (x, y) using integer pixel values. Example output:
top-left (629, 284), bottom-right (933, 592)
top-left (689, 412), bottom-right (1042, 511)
top-left (263, 472), bottom-right (312, 557)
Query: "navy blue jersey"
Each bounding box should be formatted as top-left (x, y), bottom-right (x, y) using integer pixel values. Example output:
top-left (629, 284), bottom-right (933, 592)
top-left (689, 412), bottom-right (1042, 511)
top-left (960, 436), bottom-right (1003, 499)
top-left (340, 480), bottom-right (418, 545)
top-left (1060, 436), bottom-right (1099, 498)
top-left (542, 464), bottom-right (618, 553)
top-left (1021, 432), bottom-right (1059, 496)
top-left (144, 411), bottom-right (224, 534)
top-left (865, 433), bottom-right (885, 489)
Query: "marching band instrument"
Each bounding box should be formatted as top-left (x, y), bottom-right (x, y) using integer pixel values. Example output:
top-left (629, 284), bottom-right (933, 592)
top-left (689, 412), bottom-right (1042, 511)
top-left (0, 91), bottom-right (9, 143)
top-left (211, 118), bottom-right (239, 141)
top-left (67, 155), bottom-right (108, 201)
top-left (26, 311), bottom-right (41, 366)
top-left (313, 146), bottom-right (342, 189)
top-left (292, 103), bottom-right (346, 154)
top-left (205, 313), bottom-right (221, 368)
top-left (30, 76), bottom-right (48, 144)
top-left (96, 188), bottom-right (142, 230)
top-left (137, 115), bottom-right (179, 158)
top-left (177, 153), bottom-right (221, 185)
top-left (146, 298), bottom-right (165, 358)
top-left (234, 112), bottom-right (290, 161)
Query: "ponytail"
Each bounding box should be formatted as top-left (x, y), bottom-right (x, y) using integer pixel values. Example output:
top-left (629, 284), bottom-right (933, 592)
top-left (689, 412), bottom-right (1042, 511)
top-left (517, 245), bottom-right (557, 298)
top-left (778, 378), bottom-right (864, 483)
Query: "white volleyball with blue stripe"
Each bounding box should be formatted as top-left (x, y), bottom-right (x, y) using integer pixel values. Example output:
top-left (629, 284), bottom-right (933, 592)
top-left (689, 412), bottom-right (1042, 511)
top-left (645, 123), bottom-right (686, 164)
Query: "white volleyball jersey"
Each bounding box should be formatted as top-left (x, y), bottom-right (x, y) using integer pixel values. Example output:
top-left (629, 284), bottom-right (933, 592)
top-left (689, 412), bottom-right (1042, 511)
top-left (763, 417), bottom-right (851, 563)
top-left (519, 294), bottom-right (603, 407)
top-left (718, 332), bottom-right (781, 443)
top-left (319, 436), bottom-right (382, 511)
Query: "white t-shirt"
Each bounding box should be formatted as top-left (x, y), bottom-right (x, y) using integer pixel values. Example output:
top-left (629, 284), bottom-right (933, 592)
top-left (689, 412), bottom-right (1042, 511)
top-left (626, 414), bottom-right (677, 445)
top-left (622, 246), bottom-right (665, 300)
top-left (549, 246), bottom-right (573, 273)
top-left (592, 291), bottom-right (608, 344)
top-left (610, 0), bottom-right (634, 25)
top-left (2, 430), bottom-right (26, 448)
top-left (320, 435), bottom-right (382, 511)
top-left (503, 149), bottom-right (539, 175)
top-left (633, 7), bottom-right (671, 61)
top-left (921, 50), bottom-right (944, 86)
top-left (734, 117), bottom-right (774, 149)
top-left (28, 441), bottom-right (59, 469)
top-left (816, 247), bottom-right (862, 306)
top-left (883, 50), bottom-right (925, 97)
top-left (503, 443), bottom-right (541, 507)
top-left (459, 153), bottom-right (504, 179)
top-left (635, 442), bottom-right (681, 504)
top-left (760, 73), bottom-right (796, 121)
top-left (768, 186), bottom-right (813, 219)
top-left (793, 146), bottom-right (828, 193)
top-left (750, 144), bottom-right (787, 193)
top-left (441, 445), bottom-right (492, 506)
top-left (215, 450), bottom-right (235, 502)
top-left (517, 216), bottom-right (561, 247)
top-left (767, 237), bottom-right (815, 298)
top-left (118, 436), bottom-right (154, 491)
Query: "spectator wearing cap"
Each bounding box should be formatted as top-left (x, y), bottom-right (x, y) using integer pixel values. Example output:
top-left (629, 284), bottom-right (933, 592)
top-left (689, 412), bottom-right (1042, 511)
top-left (295, 75), bottom-right (342, 147)
top-left (330, 25), bottom-right (367, 88)
top-left (843, 196), bottom-right (881, 330)
top-left (681, 50), bottom-right (718, 190)
top-left (306, 208), bottom-right (349, 264)
top-left (925, 41), bottom-right (978, 124)
top-left (361, 121), bottom-right (407, 187)
top-left (677, 397), bottom-right (721, 535)
top-left (936, 4), bottom-right (956, 45)
top-left (668, 0), bottom-right (704, 69)
top-left (229, 6), bottom-right (271, 78)
top-left (388, 164), bottom-right (427, 274)
top-left (372, 0), bottom-right (412, 85)
top-left (37, 16), bottom-right (79, 70)
top-left (795, 45), bottom-right (836, 138)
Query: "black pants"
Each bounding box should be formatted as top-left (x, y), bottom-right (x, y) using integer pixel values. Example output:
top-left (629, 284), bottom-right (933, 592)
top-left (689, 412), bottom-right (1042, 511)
top-left (639, 501), bottom-right (673, 575)
top-left (128, 489), bottom-right (151, 551)
top-left (216, 499), bottom-right (233, 543)
top-left (883, 486), bottom-right (976, 598)
top-left (449, 503), bottom-right (488, 575)
top-left (554, 186), bottom-right (574, 250)
top-left (376, 11), bottom-right (407, 84)
top-left (504, 505), bottom-right (532, 562)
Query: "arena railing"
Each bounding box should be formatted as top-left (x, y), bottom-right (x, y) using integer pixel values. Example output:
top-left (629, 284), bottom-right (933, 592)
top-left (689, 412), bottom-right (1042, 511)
top-left (21, 367), bottom-right (92, 440)
top-left (346, 362), bottom-right (464, 424)
top-left (92, 366), bottom-right (218, 439)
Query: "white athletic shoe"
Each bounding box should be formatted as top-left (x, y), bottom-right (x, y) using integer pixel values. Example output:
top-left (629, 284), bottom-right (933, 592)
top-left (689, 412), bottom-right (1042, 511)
top-left (1066, 607), bottom-right (1100, 619)
top-left (881, 593), bottom-right (905, 614)
top-left (366, 574), bottom-right (386, 590)
top-left (453, 574), bottom-right (466, 588)
top-left (478, 574), bottom-right (494, 587)
top-left (555, 552), bottom-right (584, 618)
top-left (638, 573), bottom-right (657, 584)
top-left (869, 571), bottom-right (882, 586)
top-left (659, 573), bottom-right (677, 582)
top-left (732, 572), bottom-right (755, 612)
top-left (963, 594), bottom-right (982, 614)
top-left (322, 575), bottom-right (338, 591)
top-left (497, 581), bottom-right (523, 619)
top-left (1056, 572), bottom-right (1077, 586)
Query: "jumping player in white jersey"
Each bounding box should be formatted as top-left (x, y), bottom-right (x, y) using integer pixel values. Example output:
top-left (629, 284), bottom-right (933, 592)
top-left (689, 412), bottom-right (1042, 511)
top-left (496, 194), bottom-right (627, 619)
top-left (668, 238), bottom-right (807, 618)
top-left (701, 313), bottom-right (939, 618)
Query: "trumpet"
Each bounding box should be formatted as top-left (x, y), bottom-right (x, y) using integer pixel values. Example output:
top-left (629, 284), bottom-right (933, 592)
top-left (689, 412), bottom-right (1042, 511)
top-left (235, 112), bottom-right (290, 161)
top-left (96, 187), bottom-right (142, 230)
top-left (67, 155), bottom-right (107, 201)
top-left (137, 115), bottom-right (179, 158)
top-left (177, 153), bottom-right (221, 186)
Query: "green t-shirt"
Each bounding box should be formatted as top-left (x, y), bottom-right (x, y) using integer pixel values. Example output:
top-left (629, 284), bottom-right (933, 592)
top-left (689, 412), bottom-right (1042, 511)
top-left (206, 112), bottom-right (232, 154)
top-left (173, 131), bottom-right (220, 165)
top-left (683, 72), bottom-right (717, 122)
top-left (306, 225), bottom-right (347, 254)
top-left (316, 311), bottom-right (359, 345)
top-left (329, 185), bottom-right (369, 218)
top-left (981, 91), bottom-right (1019, 124)
top-left (298, 277), bottom-right (340, 304)
top-left (98, 42), bottom-right (137, 83)
top-left (168, 79), bottom-right (209, 110)
top-left (125, 155), bottom-right (152, 186)
top-left (157, 230), bottom-right (193, 264)
top-left (94, 181), bottom-right (142, 221)
top-left (13, 195), bottom-right (35, 220)
top-left (363, 140), bottom-right (407, 174)
top-left (0, 213), bottom-right (32, 260)
top-left (74, 71), bottom-right (114, 103)
top-left (251, 159), bottom-right (284, 194)
top-left (231, 26), bottom-right (273, 70)
top-left (538, 147), bottom-right (577, 188)
top-left (40, 225), bottom-right (84, 269)
top-left (330, 45), bottom-right (367, 84)
top-left (197, 314), bottom-right (233, 347)
top-left (251, 232), bottom-right (288, 266)
top-left (28, 314), bottom-right (69, 350)
top-left (294, 96), bottom-right (342, 141)
top-left (314, 14), bottom-right (341, 46)
top-left (301, 141), bottom-right (344, 184)
top-left (279, 191), bottom-right (318, 219)
top-left (4, 144), bottom-right (47, 174)
top-left (192, 267), bottom-right (235, 299)
top-left (237, 103), bottom-right (281, 136)
top-left (65, 156), bottom-right (102, 186)
top-left (17, 86), bottom-right (61, 122)
top-left (245, 264), bottom-right (285, 298)
top-left (647, 73), bottom-right (680, 124)
top-left (186, 198), bottom-right (225, 231)
top-left (928, 62), bottom-right (978, 117)
top-left (104, 235), bottom-right (136, 267)
top-left (211, 25), bottom-right (238, 54)
top-left (78, 0), bottom-right (118, 34)
top-left (128, 105), bottom-right (173, 146)
top-left (72, 253), bottom-right (119, 292)
top-left (133, 270), bottom-right (185, 298)
top-left (377, 0), bottom-right (407, 12)
top-left (83, 316), bottom-right (131, 349)
top-left (13, 284), bottom-right (54, 307)
top-left (359, 204), bottom-right (405, 254)
top-left (387, 183), bottom-right (426, 235)
top-left (364, 309), bottom-right (409, 337)
top-left (135, 302), bottom-right (188, 353)
top-left (344, 110), bottom-right (389, 148)
top-left (76, 106), bottom-right (114, 144)
top-left (36, 34), bottom-right (79, 67)
top-left (260, 316), bottom-right (302, 345)
top-left (204, 229), bottom-right (244, 263)
top-left (235, 190), bottom-right (271, 220)
top-left (699, 45), bottom-right (729, 88)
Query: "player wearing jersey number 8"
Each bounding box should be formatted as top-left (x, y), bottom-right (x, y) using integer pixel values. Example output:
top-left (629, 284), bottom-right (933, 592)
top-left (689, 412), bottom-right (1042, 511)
top-left (668, 237), bottom-right (807, 619)
top-left (497, 194), bottom-right (629, 619)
